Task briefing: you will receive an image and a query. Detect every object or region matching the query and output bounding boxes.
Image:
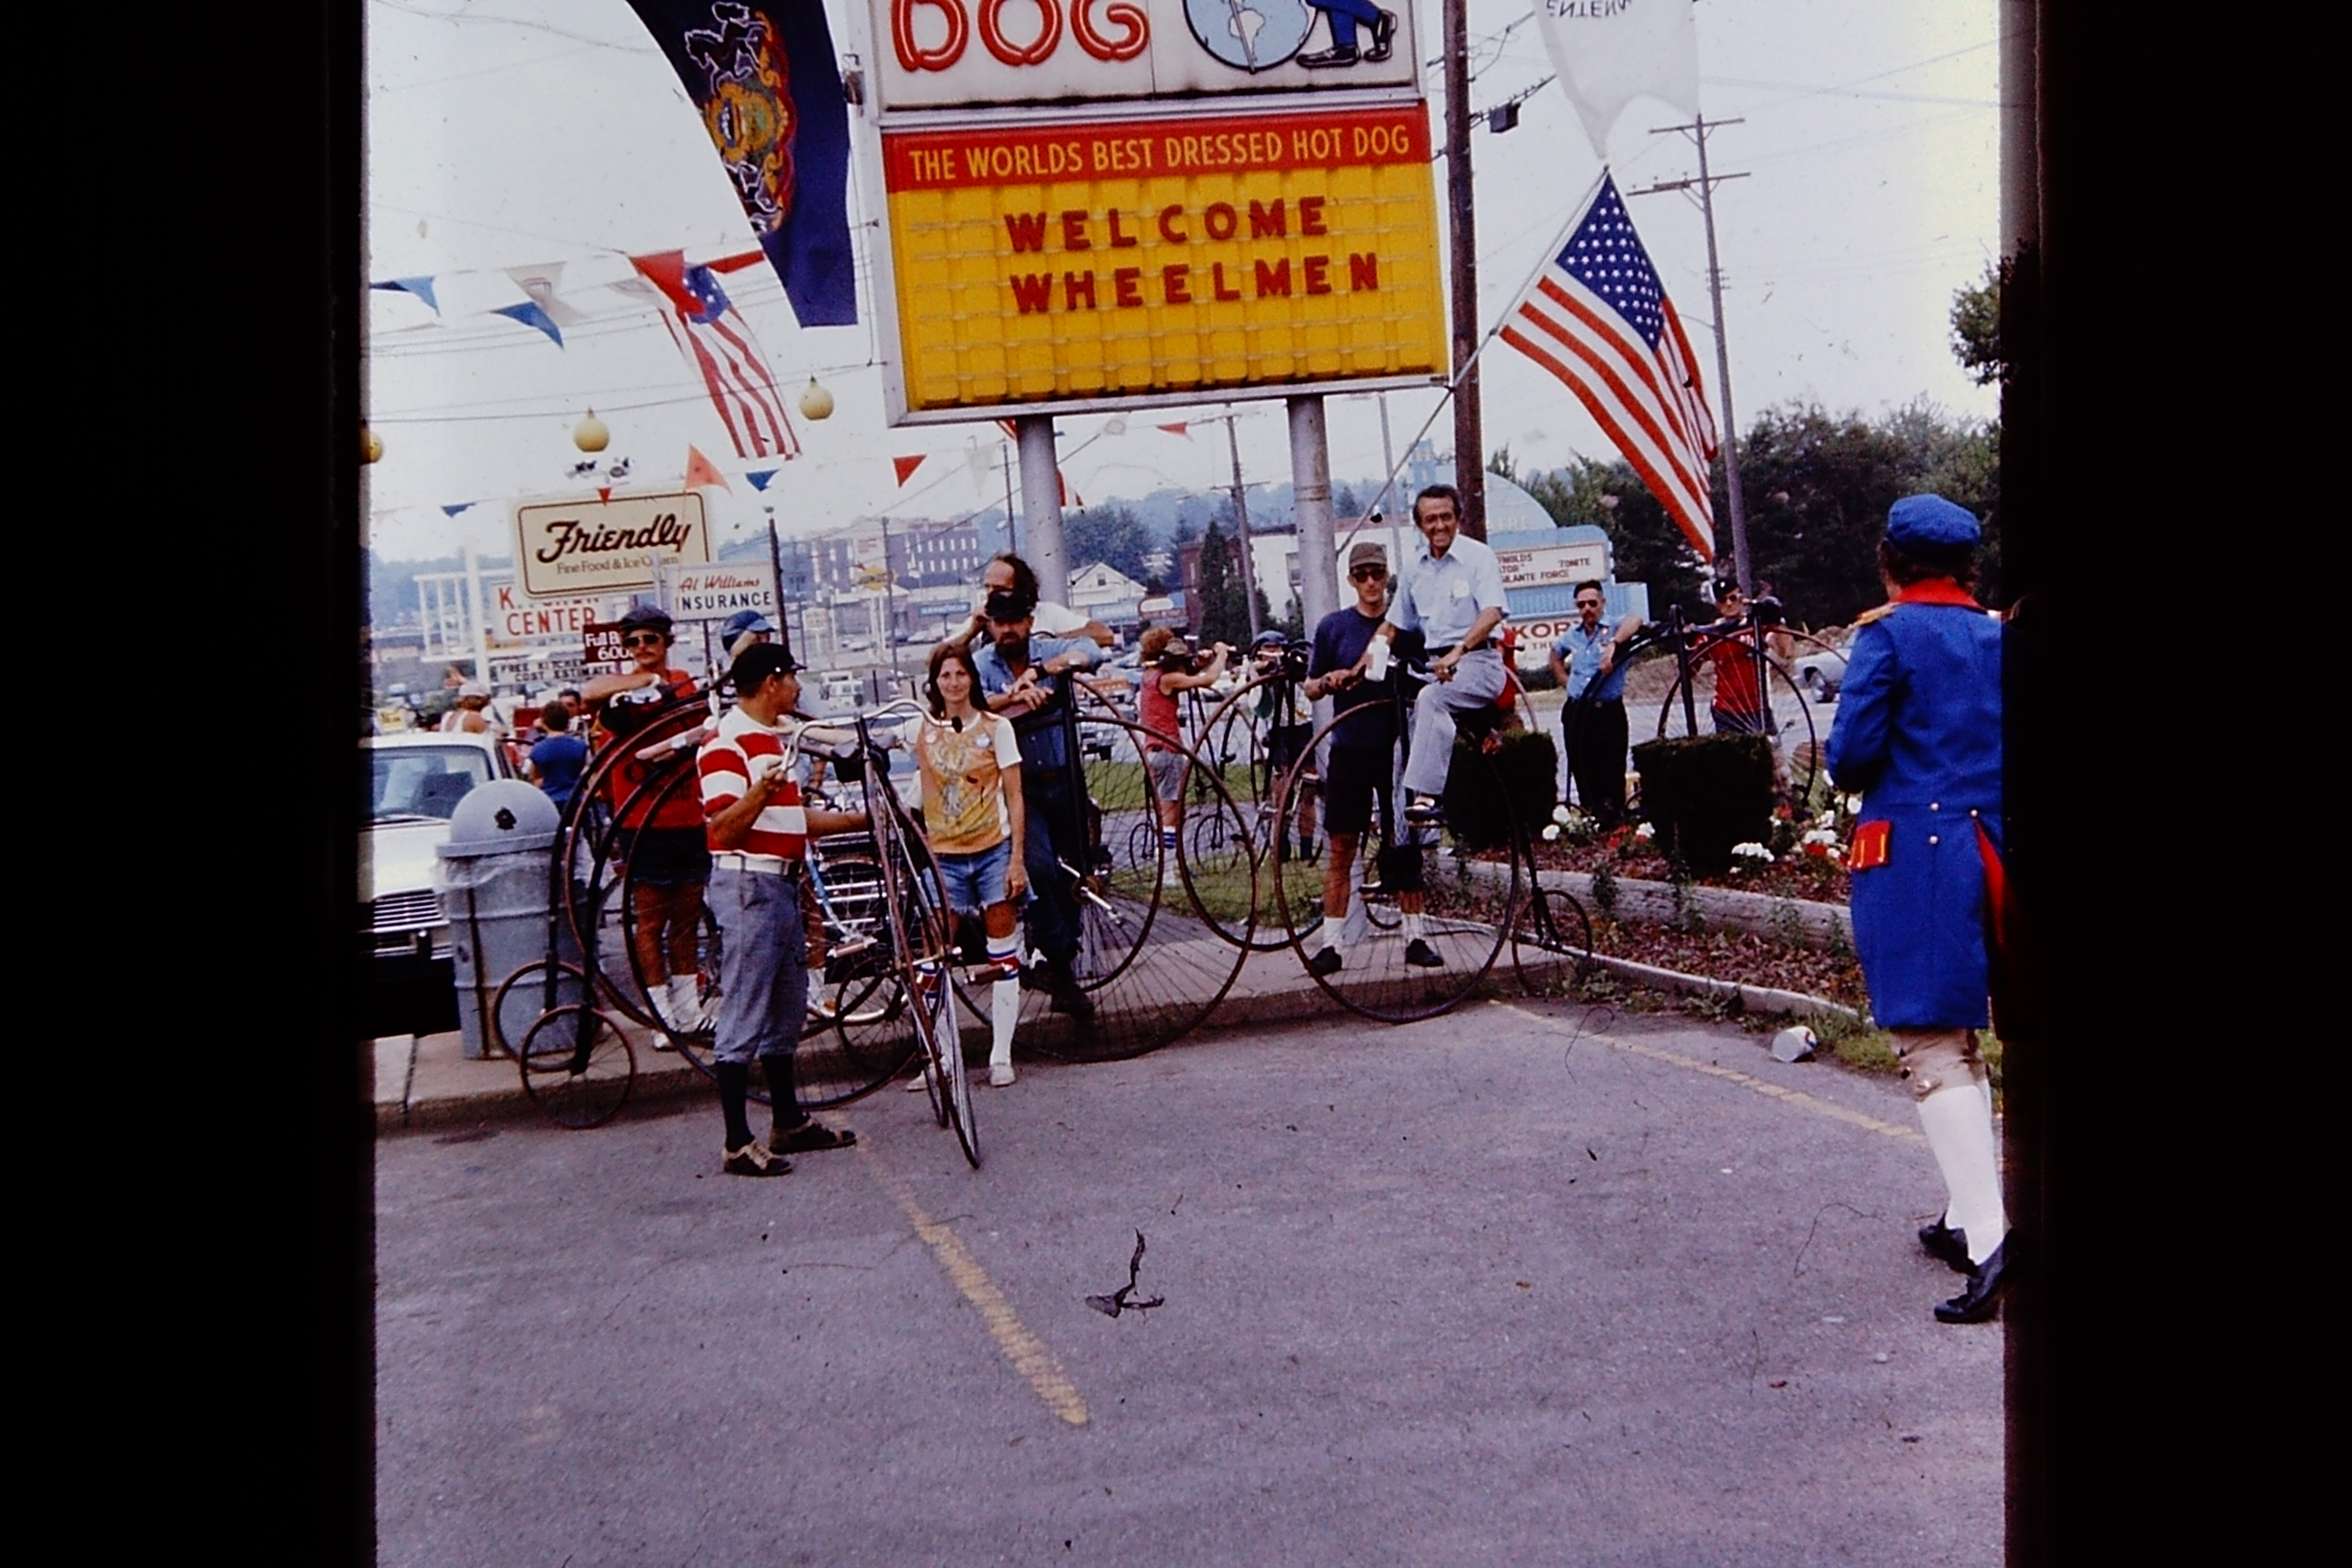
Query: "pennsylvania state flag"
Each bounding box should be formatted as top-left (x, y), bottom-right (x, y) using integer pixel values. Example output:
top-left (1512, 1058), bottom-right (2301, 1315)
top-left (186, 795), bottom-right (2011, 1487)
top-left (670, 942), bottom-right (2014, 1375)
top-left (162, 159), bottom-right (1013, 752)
top-left (629, 1), bottom-right (858, 327)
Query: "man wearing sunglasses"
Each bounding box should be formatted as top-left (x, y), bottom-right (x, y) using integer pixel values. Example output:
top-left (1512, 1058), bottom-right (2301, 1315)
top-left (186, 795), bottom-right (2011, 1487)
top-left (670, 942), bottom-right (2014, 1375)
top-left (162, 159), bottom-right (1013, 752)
top-left (1302, 541), bottom-right (1445, 972)
top-left (1549, 581), bottom-right (1642, 828)
top-left (582, 602), bottom-right (711, 1033)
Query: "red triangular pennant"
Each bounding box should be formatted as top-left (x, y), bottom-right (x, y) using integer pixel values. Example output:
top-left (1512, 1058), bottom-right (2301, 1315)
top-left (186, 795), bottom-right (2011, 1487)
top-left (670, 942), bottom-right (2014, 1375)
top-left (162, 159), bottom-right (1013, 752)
top-left (627, 250), bottom-right (699, 317)
top-left (892, 454), bottom-right (926, 486)
top-left (684, 444), bottom-right (731, 491)
top-left (597, 486), bottom-right (612, 502)
top-left (1156, 422), bottom-right (1189, 437)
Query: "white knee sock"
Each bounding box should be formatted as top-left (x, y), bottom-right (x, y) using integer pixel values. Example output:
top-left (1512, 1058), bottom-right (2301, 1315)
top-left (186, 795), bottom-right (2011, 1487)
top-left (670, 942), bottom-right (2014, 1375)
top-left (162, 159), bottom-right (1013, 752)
top-left (987, 936), bottom-right (1020, 1067)
top-left (1917, 1082), bottom-right (2007, 1264)
top-left (1318, 914), bottom-right (1347, 953)
top-left (1401, 911), bottom-right (1426, 942)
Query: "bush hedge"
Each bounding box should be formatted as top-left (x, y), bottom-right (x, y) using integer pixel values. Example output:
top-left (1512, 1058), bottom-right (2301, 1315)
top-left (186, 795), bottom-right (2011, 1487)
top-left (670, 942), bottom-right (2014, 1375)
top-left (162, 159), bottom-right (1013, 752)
top-left (1629, 732), bottom-right (1776, 876)
top-left (1442, 726), bottom-right (1559, 851)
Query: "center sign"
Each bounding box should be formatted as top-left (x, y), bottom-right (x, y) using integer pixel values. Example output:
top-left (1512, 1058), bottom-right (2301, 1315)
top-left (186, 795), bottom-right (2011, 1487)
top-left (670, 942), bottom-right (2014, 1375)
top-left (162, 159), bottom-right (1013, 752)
top-left (851, 0), bottom-right (1447, 423)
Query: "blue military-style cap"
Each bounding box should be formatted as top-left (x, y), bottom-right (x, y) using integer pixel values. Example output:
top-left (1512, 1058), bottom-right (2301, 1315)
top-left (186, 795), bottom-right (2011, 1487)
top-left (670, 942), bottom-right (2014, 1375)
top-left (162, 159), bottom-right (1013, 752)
top-left (1886, 494), bottom-right (1981, 549)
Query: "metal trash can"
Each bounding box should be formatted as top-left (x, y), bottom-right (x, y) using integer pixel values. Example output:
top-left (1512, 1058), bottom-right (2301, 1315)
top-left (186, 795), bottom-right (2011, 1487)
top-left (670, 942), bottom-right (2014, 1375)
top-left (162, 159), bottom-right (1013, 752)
top-left (433, 780), bottom-right (581, 1059)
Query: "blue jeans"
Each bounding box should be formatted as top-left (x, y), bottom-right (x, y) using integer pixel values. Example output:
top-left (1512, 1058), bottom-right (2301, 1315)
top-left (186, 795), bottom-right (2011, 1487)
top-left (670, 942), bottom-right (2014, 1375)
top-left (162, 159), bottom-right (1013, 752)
top-left (935, 838), bottom-right (1012, 915)
top-left (709, 866), bottom-right (808, 1066)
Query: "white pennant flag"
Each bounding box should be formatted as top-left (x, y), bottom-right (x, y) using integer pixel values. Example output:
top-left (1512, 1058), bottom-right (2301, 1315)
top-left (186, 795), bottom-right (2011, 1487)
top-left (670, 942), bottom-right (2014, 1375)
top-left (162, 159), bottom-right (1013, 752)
top-left (1535, 0), bottom-right (1702, 160)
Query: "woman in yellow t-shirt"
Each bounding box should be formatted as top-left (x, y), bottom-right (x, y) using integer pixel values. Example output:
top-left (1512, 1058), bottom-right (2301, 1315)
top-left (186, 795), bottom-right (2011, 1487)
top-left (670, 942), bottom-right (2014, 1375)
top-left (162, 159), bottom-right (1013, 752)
top-left (910, 643), bottom-right (1029, 1087)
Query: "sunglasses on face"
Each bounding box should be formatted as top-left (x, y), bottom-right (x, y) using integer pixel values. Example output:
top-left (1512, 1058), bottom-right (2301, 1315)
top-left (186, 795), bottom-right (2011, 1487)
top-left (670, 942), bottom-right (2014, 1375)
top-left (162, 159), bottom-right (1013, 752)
top-left (624, 633), bottom-right (665, 648)
top-left (1575, 600), bottom-right (1602, 609)
top-left (1351, 566), bottom-right (1387, 581)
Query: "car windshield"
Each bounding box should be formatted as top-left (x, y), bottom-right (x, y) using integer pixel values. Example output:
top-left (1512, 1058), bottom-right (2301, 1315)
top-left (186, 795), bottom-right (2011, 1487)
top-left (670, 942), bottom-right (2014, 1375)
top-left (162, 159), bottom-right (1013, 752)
top-left (372, 746), bottom-right (493, 821)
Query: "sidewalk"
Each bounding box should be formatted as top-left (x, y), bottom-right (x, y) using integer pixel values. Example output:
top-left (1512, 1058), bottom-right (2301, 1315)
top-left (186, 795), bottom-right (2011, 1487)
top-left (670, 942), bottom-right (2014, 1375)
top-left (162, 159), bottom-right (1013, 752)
top-left (371, 928), bottom-right (1829, 1136)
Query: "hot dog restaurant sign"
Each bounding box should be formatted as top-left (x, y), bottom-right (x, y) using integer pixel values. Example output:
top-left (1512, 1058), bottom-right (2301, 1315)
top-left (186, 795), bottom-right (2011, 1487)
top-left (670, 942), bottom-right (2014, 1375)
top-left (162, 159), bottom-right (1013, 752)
top-left (512, 491), bottom-right (711, 599)
top-left (852, 0), bottom-right (1447, 422)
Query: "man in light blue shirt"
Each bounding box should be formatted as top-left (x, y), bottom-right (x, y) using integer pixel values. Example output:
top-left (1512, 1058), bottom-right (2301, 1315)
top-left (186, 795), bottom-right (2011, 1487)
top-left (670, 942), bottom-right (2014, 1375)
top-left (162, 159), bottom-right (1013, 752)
top-left (1548, 580), bottom-right (1643, 827)
top-left (1368, 484), bottom-right (1512, 812)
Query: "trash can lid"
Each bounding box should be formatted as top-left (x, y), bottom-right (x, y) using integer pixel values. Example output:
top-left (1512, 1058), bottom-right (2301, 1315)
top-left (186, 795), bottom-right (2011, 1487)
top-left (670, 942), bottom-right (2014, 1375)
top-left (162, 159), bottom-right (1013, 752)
top-left (438, 778), bottom-right (563, 857)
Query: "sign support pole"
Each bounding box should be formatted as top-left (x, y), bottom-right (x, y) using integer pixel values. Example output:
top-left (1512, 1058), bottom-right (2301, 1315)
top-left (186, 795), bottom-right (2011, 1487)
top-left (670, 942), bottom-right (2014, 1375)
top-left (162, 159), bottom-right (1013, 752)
top-left (1016, 415), bottom-right (1069, 604)
top-left (1289, 395), bottom-right (1338, 642)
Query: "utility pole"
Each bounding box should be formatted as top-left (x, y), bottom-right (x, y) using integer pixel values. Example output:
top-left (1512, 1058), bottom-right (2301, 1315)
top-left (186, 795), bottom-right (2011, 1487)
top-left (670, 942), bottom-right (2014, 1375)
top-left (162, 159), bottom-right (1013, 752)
top-left (764, 505), bottom-right (792, 667)
top-left (1442, 0), bottom-right (1485, 539)
top-left (1219, 410), bottom-right (1264, 640)
top-left (1631, 116), bottom-right (1753, 594)
top-left (1000, 440), bottom-right (1016, 555)
top-left (1015, 415), bottom-right (1070, 604)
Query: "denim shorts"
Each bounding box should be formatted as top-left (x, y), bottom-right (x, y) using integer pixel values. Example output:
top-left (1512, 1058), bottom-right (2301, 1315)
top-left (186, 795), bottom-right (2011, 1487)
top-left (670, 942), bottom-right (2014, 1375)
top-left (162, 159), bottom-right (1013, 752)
top-left (934, 838), bottom-right (1013, 913)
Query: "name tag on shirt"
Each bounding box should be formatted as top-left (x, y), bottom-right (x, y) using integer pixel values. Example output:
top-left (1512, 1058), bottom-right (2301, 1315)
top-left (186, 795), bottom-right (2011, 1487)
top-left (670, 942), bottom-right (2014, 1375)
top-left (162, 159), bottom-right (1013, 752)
top-left (1450, 579), bottom-right (1469, 600)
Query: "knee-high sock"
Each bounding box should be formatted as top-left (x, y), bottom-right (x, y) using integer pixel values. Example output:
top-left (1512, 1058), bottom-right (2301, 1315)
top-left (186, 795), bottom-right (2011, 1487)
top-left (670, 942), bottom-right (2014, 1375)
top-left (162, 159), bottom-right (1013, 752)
top-left (987, 934), bottom-right (1020, 1066)
top-left (1917, 1082), bottom-right (2007, 1265)
top-left (716, 1061), bottom-right (753, 1150)
top-left (762, 1053), bottom-right (799, 1134)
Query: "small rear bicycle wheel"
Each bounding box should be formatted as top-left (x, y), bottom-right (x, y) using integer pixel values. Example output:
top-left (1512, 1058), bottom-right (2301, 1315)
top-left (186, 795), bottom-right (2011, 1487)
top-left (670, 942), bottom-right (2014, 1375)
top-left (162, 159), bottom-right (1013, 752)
top-left (1511, 883), bottom-right (1595, 997)
top-left (488, 958), bottom-right (588, 1061)
top-left (517, 1004), bottom-right (637, 1129)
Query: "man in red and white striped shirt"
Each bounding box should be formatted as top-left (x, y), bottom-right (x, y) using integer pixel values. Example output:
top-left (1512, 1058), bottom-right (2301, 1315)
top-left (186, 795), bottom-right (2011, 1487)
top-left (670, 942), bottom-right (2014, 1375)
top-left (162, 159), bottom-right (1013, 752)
top-left (697, 643), bottom-right (870, 1176)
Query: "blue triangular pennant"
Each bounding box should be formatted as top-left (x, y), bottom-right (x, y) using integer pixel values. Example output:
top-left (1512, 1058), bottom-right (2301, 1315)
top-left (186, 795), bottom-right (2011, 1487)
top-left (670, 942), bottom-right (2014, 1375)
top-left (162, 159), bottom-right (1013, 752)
top-left (744, 469), bottom-right (778, 491)
top-left (491, 301), bottom-right (563, 346)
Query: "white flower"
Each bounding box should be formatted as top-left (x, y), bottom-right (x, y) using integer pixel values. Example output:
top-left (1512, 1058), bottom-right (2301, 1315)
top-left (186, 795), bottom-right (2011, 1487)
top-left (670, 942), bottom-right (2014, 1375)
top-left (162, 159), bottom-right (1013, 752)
top-left (1552, 804), bottom-right (1573, 825)
top-left (1732, 841), bottom-right (1774, 862)
top-left (1541, 824), bottom-right (1561, 842)
top-left (1633, 822), bottom-right (1655, 841)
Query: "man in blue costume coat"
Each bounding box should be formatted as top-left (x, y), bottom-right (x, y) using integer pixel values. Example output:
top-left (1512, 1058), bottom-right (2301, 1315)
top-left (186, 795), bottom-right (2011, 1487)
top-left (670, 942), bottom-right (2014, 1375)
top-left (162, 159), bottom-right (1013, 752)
top-left (1825, 494), bottom-right (2012, 1324)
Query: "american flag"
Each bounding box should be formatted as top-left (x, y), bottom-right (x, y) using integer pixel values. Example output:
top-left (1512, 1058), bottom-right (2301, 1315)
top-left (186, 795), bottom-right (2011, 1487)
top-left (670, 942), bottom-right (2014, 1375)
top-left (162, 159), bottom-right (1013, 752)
top-left (1499, 174), bottom-right (1718, 561)
top-left (637, 256), bottom-right (801, 461)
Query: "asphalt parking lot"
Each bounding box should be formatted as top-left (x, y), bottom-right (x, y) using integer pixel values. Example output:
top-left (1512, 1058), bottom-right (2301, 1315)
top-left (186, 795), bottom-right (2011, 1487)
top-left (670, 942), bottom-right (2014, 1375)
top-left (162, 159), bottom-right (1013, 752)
top-left (376, 996), bottom-right (2001, 1567)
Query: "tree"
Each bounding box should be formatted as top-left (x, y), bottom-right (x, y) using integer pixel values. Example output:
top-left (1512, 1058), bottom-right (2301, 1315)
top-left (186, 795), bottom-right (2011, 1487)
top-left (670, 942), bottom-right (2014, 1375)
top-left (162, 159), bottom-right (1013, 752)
top-left (1521, 398), bottom-right (2006, 629)
top-left (1062, 502), bottom-right (1155, 582)
top-left (1195, 517), bottom-right (1253, 647)
top-left (1950, 259), bottom-right (2006, 387)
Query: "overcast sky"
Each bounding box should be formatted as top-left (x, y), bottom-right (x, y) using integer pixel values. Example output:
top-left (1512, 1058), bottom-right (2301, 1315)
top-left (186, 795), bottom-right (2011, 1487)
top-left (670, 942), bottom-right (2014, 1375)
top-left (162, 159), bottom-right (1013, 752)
top-left (363, 0), bottom-right (1999, 564)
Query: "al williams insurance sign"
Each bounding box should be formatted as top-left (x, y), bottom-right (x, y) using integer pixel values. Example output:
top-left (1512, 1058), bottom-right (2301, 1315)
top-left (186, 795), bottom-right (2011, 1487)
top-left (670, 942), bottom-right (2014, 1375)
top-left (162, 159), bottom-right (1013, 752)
top-left (512, 492), bottom-right (711, 599)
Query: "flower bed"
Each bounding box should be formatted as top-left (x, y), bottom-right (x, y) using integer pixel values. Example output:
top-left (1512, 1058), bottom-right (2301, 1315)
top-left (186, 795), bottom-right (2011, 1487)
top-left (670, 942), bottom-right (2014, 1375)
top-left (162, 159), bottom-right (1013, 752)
top-left (1524, 801), bottom-right (1857, 905)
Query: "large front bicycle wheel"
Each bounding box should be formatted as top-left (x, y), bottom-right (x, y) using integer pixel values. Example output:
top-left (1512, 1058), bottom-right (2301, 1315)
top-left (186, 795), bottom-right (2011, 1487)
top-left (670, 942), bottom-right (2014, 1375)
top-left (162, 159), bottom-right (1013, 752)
top-left (1021, 718), bottom-right (1255, 1063)
top-left (1274, 713), bottom-right (1516, 1023)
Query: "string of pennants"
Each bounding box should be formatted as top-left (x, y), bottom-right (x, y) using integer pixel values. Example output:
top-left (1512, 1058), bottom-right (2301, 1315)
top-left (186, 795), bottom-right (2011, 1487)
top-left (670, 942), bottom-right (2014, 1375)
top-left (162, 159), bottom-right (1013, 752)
top-left (373, 248), bottom-right (799, 462)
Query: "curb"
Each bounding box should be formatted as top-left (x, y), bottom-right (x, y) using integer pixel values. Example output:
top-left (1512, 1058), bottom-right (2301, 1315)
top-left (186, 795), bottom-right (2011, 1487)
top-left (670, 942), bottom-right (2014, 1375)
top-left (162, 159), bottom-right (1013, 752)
top-left (1531, 867), bottom-right (1851, 951)
top-left (1579, 951), bottom-right (1860, 1023)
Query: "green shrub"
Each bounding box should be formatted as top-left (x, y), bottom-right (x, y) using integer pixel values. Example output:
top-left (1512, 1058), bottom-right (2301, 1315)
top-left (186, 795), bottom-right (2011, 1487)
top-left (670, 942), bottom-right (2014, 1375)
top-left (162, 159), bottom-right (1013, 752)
top-left (1442, 727), bottom-right (1559, 851)
top-left (1629, 732), bottom-right (1776, 876)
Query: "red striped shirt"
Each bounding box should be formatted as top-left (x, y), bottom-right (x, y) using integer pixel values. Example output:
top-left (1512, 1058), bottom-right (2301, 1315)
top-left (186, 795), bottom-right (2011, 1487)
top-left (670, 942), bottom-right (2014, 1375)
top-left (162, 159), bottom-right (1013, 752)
top-left (698, 707), bottom-right (810, 869)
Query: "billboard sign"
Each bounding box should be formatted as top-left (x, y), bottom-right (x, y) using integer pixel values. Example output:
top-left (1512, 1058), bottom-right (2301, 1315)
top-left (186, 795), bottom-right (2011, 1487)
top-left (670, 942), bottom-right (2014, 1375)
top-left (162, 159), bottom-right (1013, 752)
top-left (853, 0), bottom-right (1446, 423)
top-left (512, 491), bottom-right (710, 599)
top-left (1494, 538), bottom-right (1611, 591)
top-left (656, 559), bottom-right (783, 623)
top-left (489, 581), bottom-right (607, 646)
top-left (866, 0), bottom-right (1424, 112)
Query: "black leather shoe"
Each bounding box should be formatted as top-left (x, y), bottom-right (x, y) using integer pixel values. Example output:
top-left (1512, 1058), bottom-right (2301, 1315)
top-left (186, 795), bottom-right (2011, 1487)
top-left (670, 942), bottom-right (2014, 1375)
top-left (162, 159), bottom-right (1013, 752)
top-left (1297, 44), bottom-right (1359, 68)
top-left (1364, 10), bottom-right (1397, 62)
top-left (1307, 946), bottom-right (1343, 978)
top-left (1918, 1214), bottom-right (1972, 1274)
top-left (1934, 1234), bottom-right (2009, 1323)
top-left (1404, 937), bottom-right (1445, 968)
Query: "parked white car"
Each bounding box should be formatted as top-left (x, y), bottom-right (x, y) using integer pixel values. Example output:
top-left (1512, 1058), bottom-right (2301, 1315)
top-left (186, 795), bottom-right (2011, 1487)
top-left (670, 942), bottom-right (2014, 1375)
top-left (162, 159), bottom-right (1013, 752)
top-left (364, 731), bottom-right (517, 972)
top-left (1795, 636), bottom-right (1850, 702)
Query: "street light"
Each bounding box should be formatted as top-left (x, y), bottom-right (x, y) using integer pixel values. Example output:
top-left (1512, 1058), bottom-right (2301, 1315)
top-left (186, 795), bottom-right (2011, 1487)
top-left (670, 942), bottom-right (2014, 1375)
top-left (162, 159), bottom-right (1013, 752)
top-left (573, 409), bottom-right (610, 453)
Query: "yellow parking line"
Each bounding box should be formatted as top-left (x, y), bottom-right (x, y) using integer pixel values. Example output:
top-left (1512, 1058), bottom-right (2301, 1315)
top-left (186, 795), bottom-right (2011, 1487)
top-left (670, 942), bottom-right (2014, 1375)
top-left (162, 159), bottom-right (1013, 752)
top-left (856, 1143), bottom-right (1090, 1427)
top-left (1490, 1001), bottom-right (1925, 1148)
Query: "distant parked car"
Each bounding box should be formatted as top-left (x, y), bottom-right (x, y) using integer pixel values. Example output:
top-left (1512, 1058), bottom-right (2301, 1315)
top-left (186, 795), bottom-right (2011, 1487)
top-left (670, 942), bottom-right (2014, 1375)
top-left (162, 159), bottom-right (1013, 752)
top-left (364, 731), bottom-right (516, 1034)
top-left (1795, 636), bottom-right (1850, 702)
